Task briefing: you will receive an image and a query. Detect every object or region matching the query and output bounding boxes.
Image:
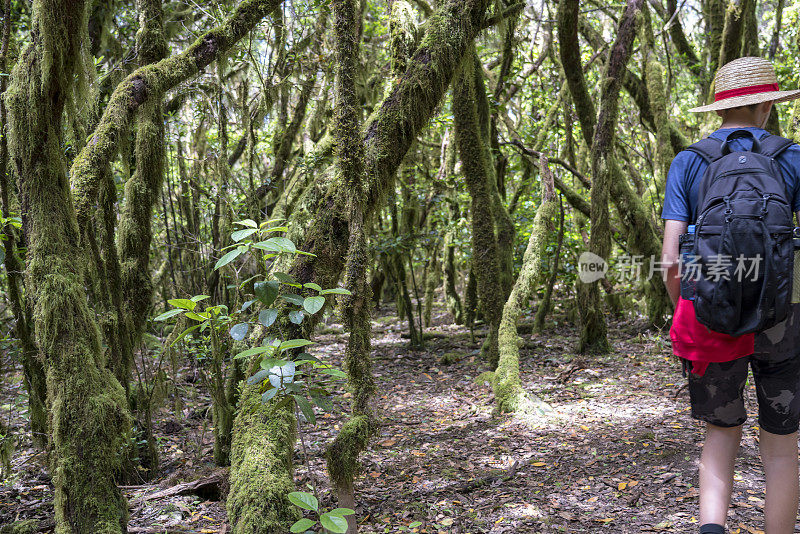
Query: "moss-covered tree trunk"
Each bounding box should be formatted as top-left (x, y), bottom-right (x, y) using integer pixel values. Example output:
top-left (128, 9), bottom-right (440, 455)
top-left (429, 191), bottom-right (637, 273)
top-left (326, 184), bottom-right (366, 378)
top-left (470, 50), bottom-right (514, 299)
top-left (534, 198), bottom-right (565, 333)
top-left (325, 1), bottom-right (377, 530)
top-left (227, 0), bottom-right (492, 527)
top-left (577, 0), bottom-right (644, 353)
top-left (453, 47), bottom-right (504, 368)
top-left (6, 1), bottom-right (133, 531)
top-left (494, 155), bottom-right (557, 413)
top-left (0, 0), bottom-right (48, 448)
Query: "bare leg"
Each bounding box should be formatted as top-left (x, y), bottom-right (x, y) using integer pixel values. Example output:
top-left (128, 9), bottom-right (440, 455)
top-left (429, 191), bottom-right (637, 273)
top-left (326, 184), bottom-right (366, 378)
top-left (699, 423), bottom-right (742, 526)
top-left (760, 429), bottom-right (798, 534)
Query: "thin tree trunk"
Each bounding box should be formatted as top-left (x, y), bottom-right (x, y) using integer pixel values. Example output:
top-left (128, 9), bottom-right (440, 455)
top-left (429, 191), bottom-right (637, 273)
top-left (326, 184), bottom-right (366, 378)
top-left (577, 0), bottom-right (644, 353)
top-left (227, 0), bottom-right (492, 526)
top-left (325, 1), bottom-right (376, 529)
top-left (453, 46), bottom-right (504, 368)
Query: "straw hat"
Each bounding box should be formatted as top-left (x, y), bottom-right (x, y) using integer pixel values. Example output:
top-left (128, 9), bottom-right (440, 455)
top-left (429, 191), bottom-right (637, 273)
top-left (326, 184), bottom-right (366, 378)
top-left (689, 56), bottom-right (800, 112)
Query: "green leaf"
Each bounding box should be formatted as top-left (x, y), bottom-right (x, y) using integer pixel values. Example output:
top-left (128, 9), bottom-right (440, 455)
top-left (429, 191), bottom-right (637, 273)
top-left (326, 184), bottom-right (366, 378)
top-left (287, 491), bottom-right (318, 512)
top-left (229, 323), bottom-right (249, 341)
top-left (279, 339), bottom-right (315, 352)
top-left (154, 309), bottom-right (183, 321)
top-left (293, 395), bottom-right (316, 424)
top-left (247, 369), bottom-right (269, 385)
top-left (409, 521), bottom-right (422, 528)
top-left (167, 298), bottom-right (196, 311)
top-left (264, 225), bottom-right (289, 233)
top-left (289, 310), bottom-right (304, 324)
top-left (234, 219), bottom-right (258, 228)
top-left (214, 247), bottom-right (245, 270)
top-left (190, 294), bottom-right (211, 303)
top-left (231, 228), bottom-right (258, 242)
top-left (254, 280), bottom-right (280, 307)
top-left (239, 299), bottom-right (256, 312)
top-left (290, 518), bottom-right (316, 533)
top-left (320, 512), bottom-right (348, 533)
top-left (319, 288), bottom-right (352, 296)
top-left (281, 293), bottom-right (305, 306)
top-left (310, 394), bottom-right (334, 412)
top-left (328, 508), bottom-right (355, 517)
top-left (303, 296), bottom-right (325, 315)
top-left (303, 282), bottom-right (322, 291)
top-left (252, 236), bottom-right (296, 253)
top-left (274, 272), bottom-right (296, 284)
top-left (295, 352), bottom-right (321, 364)
top-left (234, 345), bottom-right (274, 359)
top-left (258, 308), bottom-right (279, 328)
top-left (170, 324), bottom-right (201, 347)
top-left (184, 311), bottom-right (208, 322)
top-left (261, 387), bottom-right (278, 403)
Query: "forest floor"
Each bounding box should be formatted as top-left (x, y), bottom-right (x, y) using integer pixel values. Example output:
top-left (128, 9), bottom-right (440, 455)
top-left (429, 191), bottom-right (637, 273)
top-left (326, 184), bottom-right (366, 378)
top-left (0, 303), bottom-right (790, 533)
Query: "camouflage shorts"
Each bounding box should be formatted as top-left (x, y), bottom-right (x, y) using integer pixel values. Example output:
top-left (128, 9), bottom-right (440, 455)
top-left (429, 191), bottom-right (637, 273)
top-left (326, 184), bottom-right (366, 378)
top-left (687, 303), bottom-right (800, 435)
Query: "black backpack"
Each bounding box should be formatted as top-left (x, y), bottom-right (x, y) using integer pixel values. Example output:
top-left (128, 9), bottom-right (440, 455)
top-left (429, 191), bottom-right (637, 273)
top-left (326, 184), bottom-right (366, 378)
top-left (681, 129), bottom-right (795, 336)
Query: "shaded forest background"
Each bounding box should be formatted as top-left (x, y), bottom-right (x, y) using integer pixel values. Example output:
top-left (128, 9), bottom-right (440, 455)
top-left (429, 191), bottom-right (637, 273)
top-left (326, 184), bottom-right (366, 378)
top-left (0, 0), bottom-right (798, 532)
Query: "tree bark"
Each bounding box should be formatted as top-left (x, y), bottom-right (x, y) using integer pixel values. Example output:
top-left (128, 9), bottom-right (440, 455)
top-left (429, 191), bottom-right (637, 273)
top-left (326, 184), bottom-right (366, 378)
top-left (558, 0), bottom-right (596, 147)
top-left (325, 1), bottom-right (377, 530)
top-left (0, 0), bottom-right (48, 448)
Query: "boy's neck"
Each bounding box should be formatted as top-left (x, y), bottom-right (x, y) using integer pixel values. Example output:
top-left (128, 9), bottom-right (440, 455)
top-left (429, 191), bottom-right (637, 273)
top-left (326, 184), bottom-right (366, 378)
top-left (719, 120), bottom-right (761, 129)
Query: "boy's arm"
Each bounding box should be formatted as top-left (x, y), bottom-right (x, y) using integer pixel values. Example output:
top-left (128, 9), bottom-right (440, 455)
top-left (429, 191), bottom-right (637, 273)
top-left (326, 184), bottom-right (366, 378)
top-left (662, 219), bottom-right (688, 308)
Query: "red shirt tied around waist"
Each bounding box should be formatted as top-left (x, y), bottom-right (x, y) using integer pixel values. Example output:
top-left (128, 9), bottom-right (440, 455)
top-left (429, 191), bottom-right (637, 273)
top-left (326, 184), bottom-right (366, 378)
top-left (670, 297), bottom-right (754, 377)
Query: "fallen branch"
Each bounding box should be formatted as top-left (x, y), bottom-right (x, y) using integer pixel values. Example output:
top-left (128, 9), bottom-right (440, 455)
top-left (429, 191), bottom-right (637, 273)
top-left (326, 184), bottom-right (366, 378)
top-left (128, 468), bottom-right (228, 506)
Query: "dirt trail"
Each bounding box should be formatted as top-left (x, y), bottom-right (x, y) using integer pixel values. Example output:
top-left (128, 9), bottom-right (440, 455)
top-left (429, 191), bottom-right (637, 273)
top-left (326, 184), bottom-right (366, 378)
top-left (0, 306), bottom-right (787, 533)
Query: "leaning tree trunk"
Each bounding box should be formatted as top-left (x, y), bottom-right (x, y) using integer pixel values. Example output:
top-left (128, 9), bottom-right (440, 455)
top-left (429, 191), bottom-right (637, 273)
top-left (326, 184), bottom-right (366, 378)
top-left (6, 0), bottom-right (133, 531)
top-left (453, 46), bottom-right (504, 368)
top-left (494, 156), bottom-right (557, 414)
top-left (227, 0), bottom-right (492, 528)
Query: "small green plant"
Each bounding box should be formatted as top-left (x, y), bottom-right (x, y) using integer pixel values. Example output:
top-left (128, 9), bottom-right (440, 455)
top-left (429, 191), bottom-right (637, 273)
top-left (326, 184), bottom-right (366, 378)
top-left (287, 491), bottom-right (355, 533)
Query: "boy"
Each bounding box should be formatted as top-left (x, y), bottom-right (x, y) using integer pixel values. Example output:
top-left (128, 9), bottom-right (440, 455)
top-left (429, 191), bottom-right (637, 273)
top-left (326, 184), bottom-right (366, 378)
top-left (662, 56), bottom-right (800, 534)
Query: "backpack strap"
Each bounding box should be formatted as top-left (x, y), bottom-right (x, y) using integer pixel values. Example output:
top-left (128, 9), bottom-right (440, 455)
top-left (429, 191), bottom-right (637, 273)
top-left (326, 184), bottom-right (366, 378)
top-left (686, 137), bottom-right (724, 163)
top-left (757, 134), bottom-right (795, 158)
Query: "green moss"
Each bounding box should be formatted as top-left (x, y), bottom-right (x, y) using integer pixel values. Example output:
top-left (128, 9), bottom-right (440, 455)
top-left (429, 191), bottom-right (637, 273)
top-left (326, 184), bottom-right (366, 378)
top-left (453, 48), bottom-right (503, 367)
top-left (0, 520), bottom-right (38, 534)
top-left (227, 385), bottom-right (299, 533)
top-left (494, 157), bottom-right (556, 414)
top-left (439, 352), bottom-right (462, 365)
top-left (6, 0), bottom-right (133, 530)
top-left (327, 415), bottom-right (372, 489)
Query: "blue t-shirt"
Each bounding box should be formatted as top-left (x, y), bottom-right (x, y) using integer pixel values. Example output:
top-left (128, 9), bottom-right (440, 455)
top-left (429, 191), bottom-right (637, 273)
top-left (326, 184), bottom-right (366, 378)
top-left (661, 127), bottom-right (800, 222)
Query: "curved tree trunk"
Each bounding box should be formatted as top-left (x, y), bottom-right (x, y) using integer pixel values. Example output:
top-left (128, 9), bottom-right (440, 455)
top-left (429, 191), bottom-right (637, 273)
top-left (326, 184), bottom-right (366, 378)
top-left (0, 0), bottom-right (47, 448)
top-left (494, 156), bottom-right (557, 414)
top-left (325, 3), bottom-right (376, 530)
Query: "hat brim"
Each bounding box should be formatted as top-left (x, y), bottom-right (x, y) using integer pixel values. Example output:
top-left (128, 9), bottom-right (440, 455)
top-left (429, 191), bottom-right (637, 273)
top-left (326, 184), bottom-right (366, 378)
top-left (688, 89), bottom-right (800, 112)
